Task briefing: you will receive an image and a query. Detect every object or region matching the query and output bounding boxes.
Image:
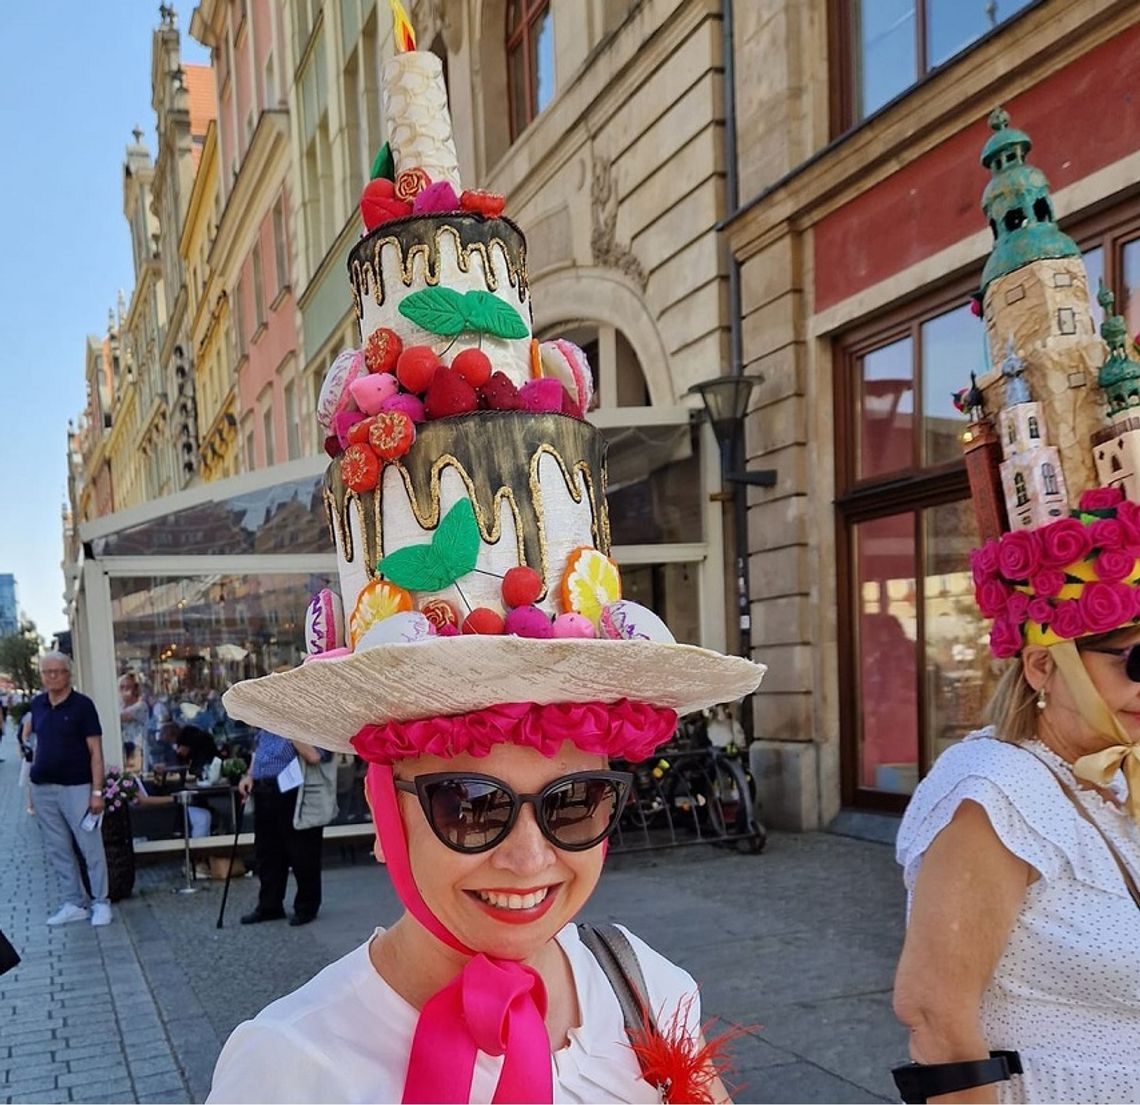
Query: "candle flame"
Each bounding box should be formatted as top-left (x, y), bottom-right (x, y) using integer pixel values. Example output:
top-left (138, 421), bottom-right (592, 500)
top-left (389, 0), bottom-right (416, 52)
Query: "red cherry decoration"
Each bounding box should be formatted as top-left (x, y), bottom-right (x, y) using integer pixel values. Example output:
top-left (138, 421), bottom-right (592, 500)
top-left (502, 566), bottom-right (543, 608)
top-left (461, 608), bottom-right (506, 635)
top-left (451, 348), bottom-right (493, 389)
top-left (424, 366), bottom-right (479, 420)
top-left (340, 443), bottom-right (382, 492)
top-left (396, 346), bottom-right (442, 394)
top-left (364, 328), bottom-right (403, 374)
top-left (367, 410), bottom-right (416, 459)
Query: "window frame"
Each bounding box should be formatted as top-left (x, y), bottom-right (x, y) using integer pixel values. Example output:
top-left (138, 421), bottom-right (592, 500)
top-left (505, 0), bottom-right (552, 141)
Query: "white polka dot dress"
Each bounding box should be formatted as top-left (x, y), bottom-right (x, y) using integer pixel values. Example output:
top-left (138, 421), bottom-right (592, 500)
top-left (897, 730), bottom-right (1140, 1104)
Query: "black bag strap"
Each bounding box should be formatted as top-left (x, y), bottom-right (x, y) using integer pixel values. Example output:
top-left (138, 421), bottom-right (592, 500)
top-left (892, 1051), bottom-right (1022, 1103)
top-left (577, 922), bottom-right (660, 1042)
top-left (0, 927), bottom-right (20, 977)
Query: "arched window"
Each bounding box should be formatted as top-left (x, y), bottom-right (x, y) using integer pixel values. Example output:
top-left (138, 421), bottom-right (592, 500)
top-left (1027, 416), bottom-right (1040, 440)
top-left (1014, 472), bottom-right (1029, 506)
top-left (506, 0), bottom-right (553, 140)
top-left (1042, 462), bottom-right (1058, 495)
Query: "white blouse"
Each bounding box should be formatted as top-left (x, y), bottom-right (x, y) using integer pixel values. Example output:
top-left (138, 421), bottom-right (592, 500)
top-left (207, 923), bottom-right (700, 1104)
top-left (897, 731), bottom-right (1140, 1103)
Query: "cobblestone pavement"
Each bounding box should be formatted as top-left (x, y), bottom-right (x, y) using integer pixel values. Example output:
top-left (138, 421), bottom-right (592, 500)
top-left (1, 746), bottom-right (909, 1104)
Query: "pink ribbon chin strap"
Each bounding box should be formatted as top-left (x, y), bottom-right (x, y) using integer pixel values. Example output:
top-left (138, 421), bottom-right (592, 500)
top-left (366, 765), bottom-right (555, 1105)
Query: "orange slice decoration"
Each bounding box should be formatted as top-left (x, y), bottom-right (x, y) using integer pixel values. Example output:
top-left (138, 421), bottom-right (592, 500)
top-left (560, 547), bottom-right (621, 624)
top-left (350, 580), bottom-right (413, 645)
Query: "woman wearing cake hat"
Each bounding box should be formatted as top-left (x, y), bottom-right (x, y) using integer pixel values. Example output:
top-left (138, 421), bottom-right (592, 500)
top-left (207, 9), bottom-right (764, 1104)
top-left (891, 110), bottom-right (1140, 1104)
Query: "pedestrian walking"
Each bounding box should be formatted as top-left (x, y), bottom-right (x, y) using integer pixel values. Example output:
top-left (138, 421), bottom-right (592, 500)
top-left (17, 710), bottom-right (35, 814)
top-left (118, 671), bottom-right (150, 770)
top-left (236, 729), bottom-right (335, 927)
top-left (28, 651), bottom-right (112, 928)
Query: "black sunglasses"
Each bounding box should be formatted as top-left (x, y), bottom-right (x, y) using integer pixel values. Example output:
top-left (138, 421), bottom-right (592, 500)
top-left (393, 770), bottom-right (632, 854)
top-left (1083, 645), bottom-right (1140, 682)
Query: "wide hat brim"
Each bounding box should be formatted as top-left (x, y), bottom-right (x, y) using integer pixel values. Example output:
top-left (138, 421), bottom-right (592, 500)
top-left (222, 636), bottom-right (767, 754)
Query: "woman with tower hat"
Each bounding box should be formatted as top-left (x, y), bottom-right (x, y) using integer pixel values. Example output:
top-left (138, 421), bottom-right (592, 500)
top-left (207, 6), bottom-right (764, 1102)
top-left (892, 110), bottom-right (1140, 1103)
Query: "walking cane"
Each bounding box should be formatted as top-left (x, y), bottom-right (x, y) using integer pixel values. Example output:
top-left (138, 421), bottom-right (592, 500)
top-left (216, 791), bottom-right (246, 929)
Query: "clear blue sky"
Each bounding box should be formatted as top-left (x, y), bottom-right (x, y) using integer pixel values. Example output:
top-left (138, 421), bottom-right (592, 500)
top-left (0, 3), bottom-right (208, 643)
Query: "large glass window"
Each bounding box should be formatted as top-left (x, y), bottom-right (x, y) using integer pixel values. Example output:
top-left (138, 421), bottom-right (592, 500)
top-left (506, 0), bottom-right (553, 140)
top-left (842, 0), bottom-right (1034, 126)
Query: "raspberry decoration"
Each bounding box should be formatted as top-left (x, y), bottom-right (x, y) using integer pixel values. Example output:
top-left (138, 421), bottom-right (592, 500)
top-left (340, 443), bottom-right (382, 493)
top-left (502, 566), bottom-right (543, 608)
top-left (395, 167), bottom-right (431, 203)
top-left (367, 410), bottom-right (416, 460)
top-left (460, 189), bottom-right (506, 217)
top-left (395, 346), bottom-right (442, 394)
top-left (451, 348), bottom-right (493, 389)
top-left (365, 328), bottom-right (403, 374)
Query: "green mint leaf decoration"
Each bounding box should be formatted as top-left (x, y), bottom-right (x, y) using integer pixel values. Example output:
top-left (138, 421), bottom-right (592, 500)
top-left (462, 290), bottom-right (529, 339)
top-left (378, 500), bottom-right (481, 590)
top-left (399, 287), bottom-right (469, 336)
top-left (370, 142), bottom-right (394, 181)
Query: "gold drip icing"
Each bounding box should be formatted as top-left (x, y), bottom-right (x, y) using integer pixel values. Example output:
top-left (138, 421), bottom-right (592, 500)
top-left (324, 413), bottom-right (609, 597)
top-left (348, 215), bottom-right (530, 320)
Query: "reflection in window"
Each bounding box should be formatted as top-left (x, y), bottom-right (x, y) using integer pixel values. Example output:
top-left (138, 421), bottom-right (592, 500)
top-left (605, 424), bottom-right (702, 545)
top-left (1083, 246), bottom-right (1105, 331)
top-left (858, 336), bottom-right (913, 478)
top-left (921, 303), bottom-right (982, 466)
top-left (506, 0), bottom-right (553, 139)
top-left (621, 562), bottom-right (700, 645)
top-left (1124, 238), bottom-right (1140, 338)
top-left (855, 513), bottom-right (918, 793)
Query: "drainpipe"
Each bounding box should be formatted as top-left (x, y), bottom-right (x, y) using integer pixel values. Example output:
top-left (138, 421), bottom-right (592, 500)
top-left (720, 0), bottom-right (754, 738)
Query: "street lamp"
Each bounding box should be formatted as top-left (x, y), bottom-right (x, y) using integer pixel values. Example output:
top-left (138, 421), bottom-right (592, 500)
top-left (686, 375), bottom-right (776, 488)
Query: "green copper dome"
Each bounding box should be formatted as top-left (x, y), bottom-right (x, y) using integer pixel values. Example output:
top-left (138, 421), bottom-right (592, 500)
top-left (1097, 281), bottom-right (1140, 415)
top-left (980, 107), bottom-right (1079, 292)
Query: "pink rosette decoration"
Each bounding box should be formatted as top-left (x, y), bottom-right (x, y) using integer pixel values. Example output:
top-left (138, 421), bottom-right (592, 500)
top-left (976, 578), bottom-right (1011, 617)
top-left (1079, 487), bottom-right (1125, 512)
top-left (1050, 600), bottom-right (1086, 640)
top-left (972, 542), bottom-right (1000, 584)
top-left (1078, 582), bottom-right (1136, 636)
top-left (1027, 597), bottom-right (1053, 626)
top-left (1095, 548), bottom-right (1137, 584)
top-left (989, 616), bottom-right (1023, 659)
top-left (1028, 568), bottom-right (1066, 599)
top-left (1038, 517), bottom-right (1093, 571)
top-left (997, 530), bottom-right (1043, 581)
top-left (1005, 591), bottom-right (1030, 624)
top-left (1117, 500), bottom-right (1140, 549)
top-left (1090, 518), bottom-right (1126, 550)
top-left (352, 700), bottom-right (678, 765)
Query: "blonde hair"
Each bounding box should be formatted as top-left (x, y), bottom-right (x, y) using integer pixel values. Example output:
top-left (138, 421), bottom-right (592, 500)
top-left (984, 624), bottom-right (1140, 744)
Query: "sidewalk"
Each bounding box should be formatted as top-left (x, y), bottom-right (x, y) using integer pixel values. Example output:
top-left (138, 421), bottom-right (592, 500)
top-left (1, 746), bottom-right (909, 1104)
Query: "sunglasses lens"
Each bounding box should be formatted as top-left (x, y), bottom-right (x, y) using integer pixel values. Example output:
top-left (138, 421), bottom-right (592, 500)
top-left (1126, 646), bottom-right (1140, 683)
top-left (424, 778), bottom-right (515, 851)
top-left (541, 775), bottom-right (626, 849)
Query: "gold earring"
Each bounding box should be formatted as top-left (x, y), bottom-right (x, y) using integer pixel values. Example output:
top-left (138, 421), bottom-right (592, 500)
top-left (1036, 687), bottom-right (1047, 710)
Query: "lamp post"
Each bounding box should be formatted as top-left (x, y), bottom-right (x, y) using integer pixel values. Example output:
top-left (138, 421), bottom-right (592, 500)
top-left (687, 375), bottom-right (774, 736)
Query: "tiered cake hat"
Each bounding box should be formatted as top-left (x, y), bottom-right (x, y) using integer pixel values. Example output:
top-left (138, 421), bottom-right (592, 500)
top-left (962, 108), bottom-right (1140, 659)
top-left (222, 10), bottom-right (765, 752)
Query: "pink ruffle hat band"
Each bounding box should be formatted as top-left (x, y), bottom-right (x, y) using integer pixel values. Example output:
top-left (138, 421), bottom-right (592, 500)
top-left (972, 487), bottom-right (1140, 657)
top-left (351, 698), bottom-right (678, 765)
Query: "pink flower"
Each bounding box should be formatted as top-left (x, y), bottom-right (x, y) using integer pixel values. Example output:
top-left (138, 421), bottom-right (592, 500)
top-left (1029, 568), bottom-right (1066, 599)
top-left (989, 617), bottom-right (1023, 658)
top-left (1095, 549), bottom-right (1137, 583)
top-left (1079, 487), bottom-right (1125, 512)
top-left (1050, 600), bottom-right (1087, 640)
top-left (971, 542), bottom-right (1000, 586)
top-left (977, 579), bottom-right (1013, 618)
top-left (1079, 582), bottom-right (1136, 635)
top-left (1005, 591), bottom-right (1030, 623)
top-left (1118, 500), bottom-right (1140, 547)
top-left (1027, 597), bottom-right (1054, 625)
top-left (1038, 517), bottom-right (1094, 570)
top-left (997, 530), bottom-right (1043, 581)
top-left (1090, 518), bottom-right (1126, 550)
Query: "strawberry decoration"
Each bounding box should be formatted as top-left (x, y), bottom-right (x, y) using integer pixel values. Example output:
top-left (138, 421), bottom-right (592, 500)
top-left (478, 371), bottom-right (522, 411)
top-left (364, 328), bottom-right (403, 374)
top-left (460, 189), bottom-right (506, 217)
top-left (395, 167), bottom-right (432, 203)
top-left (340, 443), bottom-right (382, 493)
top-left (360, 179), bottom-right (413, 230)
top-left (424, 366), bottom-right (479, 420)
top-left (395, 346), bottom-right (442, 394)
top-left (367, 410), bottom-right (416, 460)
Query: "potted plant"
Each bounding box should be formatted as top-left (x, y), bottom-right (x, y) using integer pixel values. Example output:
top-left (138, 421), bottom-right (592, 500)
top-left (101, 767), bottom-right (141, 901)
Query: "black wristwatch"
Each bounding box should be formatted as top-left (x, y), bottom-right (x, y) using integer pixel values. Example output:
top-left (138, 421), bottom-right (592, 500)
top-left (893, 1050), bottom-right (1022, 1103)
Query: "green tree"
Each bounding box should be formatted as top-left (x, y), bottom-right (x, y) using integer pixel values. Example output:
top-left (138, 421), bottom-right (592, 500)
top-left (0, 621), bottom-right (44, 695)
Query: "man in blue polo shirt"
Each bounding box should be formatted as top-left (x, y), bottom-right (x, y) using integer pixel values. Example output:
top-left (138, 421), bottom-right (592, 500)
top-left (29, 651), bottom-right (111, 927)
